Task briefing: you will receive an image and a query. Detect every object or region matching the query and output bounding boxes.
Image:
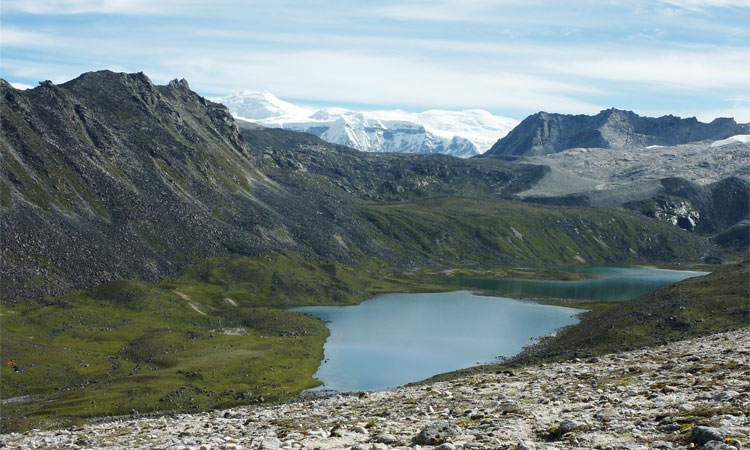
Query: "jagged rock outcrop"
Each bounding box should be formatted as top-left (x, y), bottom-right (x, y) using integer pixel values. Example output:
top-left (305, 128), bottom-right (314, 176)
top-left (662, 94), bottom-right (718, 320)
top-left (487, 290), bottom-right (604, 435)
top-left (526, 176), bottom-right (750, 235)
top-left (482, 108), bottom-right (750, 157)
top-left (622, 177), bottom-right (750, 234)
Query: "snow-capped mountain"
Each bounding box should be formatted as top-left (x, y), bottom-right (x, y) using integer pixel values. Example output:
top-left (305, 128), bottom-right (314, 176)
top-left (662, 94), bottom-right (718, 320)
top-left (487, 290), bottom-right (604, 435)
top-left (215, 91), bottom-right (518, 157)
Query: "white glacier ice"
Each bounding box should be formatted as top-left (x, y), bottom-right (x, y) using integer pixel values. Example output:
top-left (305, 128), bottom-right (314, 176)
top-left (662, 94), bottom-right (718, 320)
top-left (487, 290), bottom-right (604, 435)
top-left (214, 91), bottom-right (518, 157)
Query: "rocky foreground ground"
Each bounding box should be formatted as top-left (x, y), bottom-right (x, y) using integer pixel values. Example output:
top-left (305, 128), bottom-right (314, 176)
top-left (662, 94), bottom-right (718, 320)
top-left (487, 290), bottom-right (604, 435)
top-left (3, 328), bottom-right (749, 450)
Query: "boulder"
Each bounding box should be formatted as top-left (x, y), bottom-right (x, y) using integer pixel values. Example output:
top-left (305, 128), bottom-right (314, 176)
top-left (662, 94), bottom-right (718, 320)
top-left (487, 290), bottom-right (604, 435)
top-left (414, 422), bottom-right (461, 445)
top-left (690, 426), bottom-right (729, 445)
top-left (517, 440), bottom-right (535, 450)
top-left (497, 401), bottom-right (521, 413)
top-left (260, 437), bottom-right (281, 450)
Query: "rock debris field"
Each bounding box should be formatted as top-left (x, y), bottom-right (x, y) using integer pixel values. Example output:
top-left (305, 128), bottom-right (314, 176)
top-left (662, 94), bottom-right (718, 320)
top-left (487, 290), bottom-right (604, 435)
top-left (3, 328), bottom-right (749, 450)
top-left (518, 141), bottom-right (750, 200)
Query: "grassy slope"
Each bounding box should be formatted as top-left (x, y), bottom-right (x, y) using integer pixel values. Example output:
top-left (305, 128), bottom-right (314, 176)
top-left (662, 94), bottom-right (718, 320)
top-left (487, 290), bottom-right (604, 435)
top-left (0, 253), bottom-right (438, 432)
top-left (358, 197), bottom-right (706, 266)
top-left (516, 259), bottom-right (749, 363)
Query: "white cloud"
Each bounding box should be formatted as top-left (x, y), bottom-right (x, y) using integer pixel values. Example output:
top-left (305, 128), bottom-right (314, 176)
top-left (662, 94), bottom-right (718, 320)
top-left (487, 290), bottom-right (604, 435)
top-left (0, 28), bottom-right (57, 47)
top-left (1, 0), bottom-right (180, 15)
top-left (657, 0), bottom-right (750, 11)
top-left (538, 48), bottom-right (750, 90)
top-left (369, 0), bottom-right (522, 23)
top-left (166, 50), bottom-right (604, 114)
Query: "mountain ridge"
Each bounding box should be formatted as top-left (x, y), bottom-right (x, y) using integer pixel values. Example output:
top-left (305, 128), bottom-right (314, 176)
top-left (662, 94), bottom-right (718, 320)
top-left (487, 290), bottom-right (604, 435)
top-left (482, 107), bottom-right (750, 157)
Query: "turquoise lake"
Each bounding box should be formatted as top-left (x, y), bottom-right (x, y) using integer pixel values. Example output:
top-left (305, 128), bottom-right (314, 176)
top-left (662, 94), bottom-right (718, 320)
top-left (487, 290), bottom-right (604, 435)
top-left (292, 266), bottom-right (707, 392)
top-left (293, 291), bottom-right (580, 392)
top-left (437, 266), bottom-right (707, 301)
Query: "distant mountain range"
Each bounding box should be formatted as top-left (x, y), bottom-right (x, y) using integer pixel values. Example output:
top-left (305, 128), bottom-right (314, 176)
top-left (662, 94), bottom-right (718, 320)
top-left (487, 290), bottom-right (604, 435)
top-left (214, 91), bottom-right (518, 158)
top-left (482, 108), bottom-right (750, 157)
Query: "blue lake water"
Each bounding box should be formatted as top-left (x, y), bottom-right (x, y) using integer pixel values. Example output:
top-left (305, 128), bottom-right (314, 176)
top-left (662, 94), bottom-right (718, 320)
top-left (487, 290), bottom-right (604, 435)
top-left (437, 266), bottom-right (707, 301)
top-left (292, 290), bottom-right (580, 392)
top-left (291, 266), bottom-right (708, 392)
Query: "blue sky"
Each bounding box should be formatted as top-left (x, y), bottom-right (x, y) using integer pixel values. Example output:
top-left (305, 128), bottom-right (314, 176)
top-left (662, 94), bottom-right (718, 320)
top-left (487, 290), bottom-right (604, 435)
top-left (1, 0), bottom-right (748, 121)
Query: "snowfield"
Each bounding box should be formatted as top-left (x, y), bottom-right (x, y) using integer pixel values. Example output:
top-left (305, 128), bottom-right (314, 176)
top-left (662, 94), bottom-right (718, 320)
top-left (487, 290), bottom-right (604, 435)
top-left (710, 134), bottom-right (750, 147)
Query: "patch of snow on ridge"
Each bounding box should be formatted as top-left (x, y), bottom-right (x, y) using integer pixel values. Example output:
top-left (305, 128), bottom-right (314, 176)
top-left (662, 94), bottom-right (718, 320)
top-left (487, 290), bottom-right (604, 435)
top-left (9, 81), bottom-right (34, 90)
top-left (710, 134), bottom-right (750, 147)
top-left (213, 91), bottom-right (518, 157)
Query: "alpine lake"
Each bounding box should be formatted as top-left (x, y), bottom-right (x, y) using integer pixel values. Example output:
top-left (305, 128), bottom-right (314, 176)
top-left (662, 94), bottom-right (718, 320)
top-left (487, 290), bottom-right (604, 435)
top-left (292, 266), bottom-right (707, 392)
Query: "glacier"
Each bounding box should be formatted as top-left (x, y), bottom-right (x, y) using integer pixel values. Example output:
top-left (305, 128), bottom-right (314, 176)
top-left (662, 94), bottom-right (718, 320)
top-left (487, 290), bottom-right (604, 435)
top-left (214, 91), bottom-right (518, 158)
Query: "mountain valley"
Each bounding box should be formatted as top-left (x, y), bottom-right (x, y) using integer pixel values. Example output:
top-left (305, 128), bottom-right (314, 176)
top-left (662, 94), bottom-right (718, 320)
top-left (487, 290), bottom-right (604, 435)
top-left (1, 71), bottom-right (748, 439)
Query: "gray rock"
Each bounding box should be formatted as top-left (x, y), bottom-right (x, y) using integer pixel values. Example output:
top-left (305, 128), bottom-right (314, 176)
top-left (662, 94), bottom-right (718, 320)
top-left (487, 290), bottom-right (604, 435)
top-left (376, 434), bottom-right (398, 444)
top-left (711, 390), bottom-right (739, 402)
top-left (557, 419), bottom-right (578, 436)
top-left (260, 437), bottom-right (281, 450)
top-left (595, 407), bottom-right (616, 422)
top-left (701, 441), bottom-right (735, 450)
top-left (651, 441), bottom-right (673, 449)
top-left (350, 446), bottom-right (368, 450)
top-left (727, 440), bottom-right (743, 449)
top-left (659, 423), bottom-right (682, 432)
top-left (497, 401), bottom-right (521, 413)
top-left (518, 440), bottom-right (536, 450)
top-left (435, 444), bottom-right (455, 450)
top-left (690, 426), bottom-right (729, 445)
top-left (414, 422), bottom-right (460, 445)
top-left (354, 426), bottom-right (368, 434)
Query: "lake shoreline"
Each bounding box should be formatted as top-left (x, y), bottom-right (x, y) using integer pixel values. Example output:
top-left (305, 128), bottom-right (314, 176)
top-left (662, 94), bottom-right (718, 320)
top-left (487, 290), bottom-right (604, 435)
top-left (6, 327), bottom-right (747, 449)
top-left (293, 291), bottom-right (581, 392)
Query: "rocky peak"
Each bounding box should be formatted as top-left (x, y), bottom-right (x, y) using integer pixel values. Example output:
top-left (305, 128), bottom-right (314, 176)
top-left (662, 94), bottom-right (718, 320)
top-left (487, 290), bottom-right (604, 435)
top-left (168, 78), bottom-right (190, 91)
top-left (62, 70), bottom-right (154, 90)
top-left (483, 108), bottom-right (750, 157)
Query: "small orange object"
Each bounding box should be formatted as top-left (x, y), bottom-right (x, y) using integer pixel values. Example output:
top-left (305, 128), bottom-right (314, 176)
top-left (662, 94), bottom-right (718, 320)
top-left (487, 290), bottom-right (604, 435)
top-left (7, 360), bottom-right (14, 366)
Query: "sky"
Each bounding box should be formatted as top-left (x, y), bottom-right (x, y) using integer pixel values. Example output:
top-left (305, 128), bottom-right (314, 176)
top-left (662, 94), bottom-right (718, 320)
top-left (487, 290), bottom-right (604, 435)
top-left (1, 0), bottom-right (749, 121)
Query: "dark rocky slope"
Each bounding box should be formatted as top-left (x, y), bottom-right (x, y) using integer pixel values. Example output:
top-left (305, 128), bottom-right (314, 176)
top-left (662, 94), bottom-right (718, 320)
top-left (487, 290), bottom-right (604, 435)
top-left (482, 108), bottom-right (749, 157)
top-left (236, 121), bottom-right (547, 202)
top-left (0, 72), bottom-right (381, 299)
